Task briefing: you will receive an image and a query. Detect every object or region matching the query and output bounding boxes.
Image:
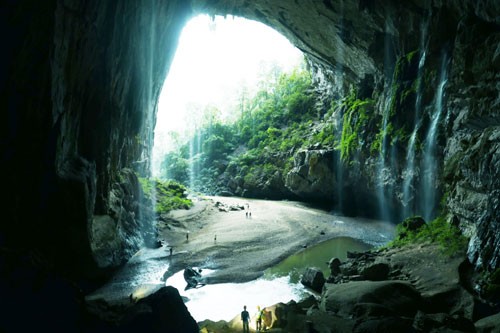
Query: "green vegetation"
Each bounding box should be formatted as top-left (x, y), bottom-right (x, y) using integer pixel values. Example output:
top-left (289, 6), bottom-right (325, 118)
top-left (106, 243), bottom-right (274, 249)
top-left (159, 66), bottom-right (329, 193)
top-left (385, 215), bottom-right (469, 256)
top-left (138, 177), bottom-right (192, 214)
top-left (339, 92), bottom-right (373, 161)
top-left (482, 268), bottom-right (500, 299)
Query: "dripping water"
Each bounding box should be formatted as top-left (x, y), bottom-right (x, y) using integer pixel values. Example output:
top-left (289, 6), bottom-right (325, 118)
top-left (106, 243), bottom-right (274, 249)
top-left (402, 18), bottom-right (429, 218)
top-left (419, 53), bottom-right (448, 222)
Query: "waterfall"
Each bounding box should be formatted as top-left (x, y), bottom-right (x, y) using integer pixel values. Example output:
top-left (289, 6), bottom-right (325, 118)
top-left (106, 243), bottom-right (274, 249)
top-left (402, 16), bottom-right (429, 219)
top-left (333, 0), bottom-right (345, 214)
top-left (189, 135), bottom-right (196, 191)
top-left (376, 17), bottom-right (397, 222)
top-left (335, 153), bottom-right (344, 213)
top-left (402, 130), bottom-right (418, 217)
top-left (402, 49), bottom-right (427, 218)
top-left (377, 94), bottom-right (393, 222)
top-left (420, 54), bottom-right (448, 222)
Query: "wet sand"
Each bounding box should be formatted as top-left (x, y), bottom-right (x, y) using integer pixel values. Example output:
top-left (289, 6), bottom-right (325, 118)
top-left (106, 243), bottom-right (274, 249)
top-left (86, 196), bottom-right (395, 312)
top-left (160, 196), bottom-right (395, 284)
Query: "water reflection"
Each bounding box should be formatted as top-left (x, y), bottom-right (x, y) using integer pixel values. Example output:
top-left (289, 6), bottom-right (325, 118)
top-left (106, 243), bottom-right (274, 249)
top-left (265, 237), bottom-right (371, 282)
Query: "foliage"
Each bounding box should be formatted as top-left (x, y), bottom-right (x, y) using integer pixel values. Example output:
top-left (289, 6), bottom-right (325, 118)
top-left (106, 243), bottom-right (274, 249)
top-left (159, 65), bottom-right (320, 192)
top-left (385, 215), bottom-right (469, 256)
top-left (338, 91), bottom-right (373, 161)
top-left (138, 177), bottom-right (192, 214)
top-left (482, 268), bottom-right (500, 299)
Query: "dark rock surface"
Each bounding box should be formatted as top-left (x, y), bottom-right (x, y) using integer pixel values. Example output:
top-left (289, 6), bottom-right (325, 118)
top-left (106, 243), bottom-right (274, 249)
top-left (285, 149), bottom-right (336, 200)
top-left (87, 286), bottom-right (199, 333)
top-left (301, 267), bottom-right (326, 293)
top-left (198, 242), bottom-right (497, 333)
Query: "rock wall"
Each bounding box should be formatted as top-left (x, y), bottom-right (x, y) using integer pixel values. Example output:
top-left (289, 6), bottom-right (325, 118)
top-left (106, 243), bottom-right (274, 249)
top-left (3, 0), bottom-right (192, 279)
top-left (192, 0), bottom-right (500, 271)
top-left (2, 0), bottom-right (499, 285)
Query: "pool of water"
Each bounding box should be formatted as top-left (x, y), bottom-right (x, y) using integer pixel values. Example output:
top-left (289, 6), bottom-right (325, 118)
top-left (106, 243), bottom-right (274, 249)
top-left (165, 236), bottom-right (372, 322)
top-left (264, 236), bottom-right (372, 283)
top-left (86, 235), bottom-right (376, 323)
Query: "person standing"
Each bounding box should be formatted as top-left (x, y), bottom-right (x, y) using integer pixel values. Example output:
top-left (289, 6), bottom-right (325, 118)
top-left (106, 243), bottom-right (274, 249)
top-left (241, 305), bottom-right (250, 333)
top-left (256, 306), bottom-right (264, 331)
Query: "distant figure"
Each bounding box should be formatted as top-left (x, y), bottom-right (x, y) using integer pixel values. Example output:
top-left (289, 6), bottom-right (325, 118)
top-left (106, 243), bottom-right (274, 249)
top-left (241, 305), bottom-right (250, 333)
top-left (169, 247), bottom-right (173, 256)
top-left (214, 234), bottom-right (217, 243)
top-left (186, 232), bottom-right (189, 241)
top-left (249, 211), bottom-right (252, 218)
top-left (256, 306), bottom-right (264, 331)
top-left (246, 211), bottom-right (248, 218)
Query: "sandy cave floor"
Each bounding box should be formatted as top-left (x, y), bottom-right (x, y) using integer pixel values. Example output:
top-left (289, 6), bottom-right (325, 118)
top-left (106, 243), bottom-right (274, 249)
top-left (159, 195), bottom-right (395, 284)
top-left (85, 196), bottom-right (395, 308)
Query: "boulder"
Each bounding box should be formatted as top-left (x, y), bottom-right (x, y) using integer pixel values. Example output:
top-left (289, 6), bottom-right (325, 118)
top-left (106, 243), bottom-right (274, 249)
top-left (320, 280), bottom-right (423, 318)
top-left (360, 262), bottom-right (390, 281)
top-left (412, 311), bottom-right (476, 333)
top-left (301, 267), bottom-right (326, 293)
top-left (353, 316), bottom-right (414, 333)
top-left (329, 257), bottom-right (342, 276)
top-left (285, 149), bottom-right (336, 200)
top-left (123, 286), bottom-right (199, 333)
top-left (183, 267), bottom-right (203, 290)
top-left (474, 312), bottom-right (500, 333)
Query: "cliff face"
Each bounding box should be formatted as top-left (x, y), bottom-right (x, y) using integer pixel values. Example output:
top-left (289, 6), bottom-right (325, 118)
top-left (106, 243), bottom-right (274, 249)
top-left (3, 0), bottom-right (192, 278)
top-left (194, 0), bottom-right (499, 270)
top-left (2, 0), bottom-right (499, 284)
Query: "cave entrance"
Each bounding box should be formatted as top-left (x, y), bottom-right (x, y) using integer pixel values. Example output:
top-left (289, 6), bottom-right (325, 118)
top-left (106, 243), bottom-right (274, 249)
top-left (152, 14), bottom-right (304, 192)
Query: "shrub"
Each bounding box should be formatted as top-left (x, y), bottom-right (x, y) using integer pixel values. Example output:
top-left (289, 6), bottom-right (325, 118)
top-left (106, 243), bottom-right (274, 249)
top-left (386, 215), bottom-right (469, 256)
top-left (138, 177), bottom-right (193, 214)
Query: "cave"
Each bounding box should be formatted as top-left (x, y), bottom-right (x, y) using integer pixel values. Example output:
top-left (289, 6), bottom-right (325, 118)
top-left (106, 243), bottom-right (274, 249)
top-left (2, 0), bottom-right (499, 332)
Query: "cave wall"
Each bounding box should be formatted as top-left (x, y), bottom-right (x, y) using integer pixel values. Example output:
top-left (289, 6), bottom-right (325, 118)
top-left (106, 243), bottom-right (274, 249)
top-left (2, 0), bottom-right (499, 287)
top-left (193, 0), bottom-right (499, 271)
top-left (2, 0), bottom-right (192, 279)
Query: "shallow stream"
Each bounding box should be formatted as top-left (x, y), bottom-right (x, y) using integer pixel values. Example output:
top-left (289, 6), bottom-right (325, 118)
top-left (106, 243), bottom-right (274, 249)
top-left (165, 236), bottom-right (372, 322)
top-left (86, 204), bottom-right (394, 323)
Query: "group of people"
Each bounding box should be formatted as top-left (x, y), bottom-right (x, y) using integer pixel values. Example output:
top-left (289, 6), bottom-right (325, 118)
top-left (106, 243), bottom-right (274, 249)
top-left (241, 305), bottom-right (266, 332)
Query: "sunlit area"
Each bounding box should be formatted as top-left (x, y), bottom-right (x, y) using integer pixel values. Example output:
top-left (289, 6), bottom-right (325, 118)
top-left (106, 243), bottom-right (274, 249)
top-left (152, 14), bottom-right (304, 178)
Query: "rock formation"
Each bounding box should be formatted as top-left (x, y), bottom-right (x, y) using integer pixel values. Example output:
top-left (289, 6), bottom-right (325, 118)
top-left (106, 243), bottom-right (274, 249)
top-left (2, 0), bottom-right (499, 330)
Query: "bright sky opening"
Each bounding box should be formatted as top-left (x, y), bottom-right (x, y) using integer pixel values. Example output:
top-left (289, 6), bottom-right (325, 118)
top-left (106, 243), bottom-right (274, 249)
top-left (152, 14), bottom-right (304, 176)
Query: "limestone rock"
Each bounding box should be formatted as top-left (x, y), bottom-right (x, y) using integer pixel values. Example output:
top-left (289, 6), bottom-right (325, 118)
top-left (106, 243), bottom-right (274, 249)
top-left (301, 267), bottom-right (326, 293)
top-left (320, 280), bottom-right (423, 318)
top-left (285, 149), bottom-right (336, 200)
top-left (474, 312), bottom-right (500, 333)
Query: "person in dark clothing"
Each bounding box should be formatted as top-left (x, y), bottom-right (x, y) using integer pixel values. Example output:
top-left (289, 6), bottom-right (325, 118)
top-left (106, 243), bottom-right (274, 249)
top-left (241, 305), bottom-right (250, 333)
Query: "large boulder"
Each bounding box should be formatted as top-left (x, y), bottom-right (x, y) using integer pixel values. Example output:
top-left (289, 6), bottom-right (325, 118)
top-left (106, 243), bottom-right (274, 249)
top-left (285, 149), bottom-right (336, 201)
top-left (360, 262), bottom-right (390, 281)
top-left (121, 286), bottom-right (199, 333)
top-left (320, 280), bottom-right (423, 318)
top-left (474, 312), bottom-right (500, 333)
top-left (301, 267), bottom-right (326, 293)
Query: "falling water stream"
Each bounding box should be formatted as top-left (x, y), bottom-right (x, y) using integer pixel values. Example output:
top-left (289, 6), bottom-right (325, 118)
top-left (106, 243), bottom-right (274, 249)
top-left (420, 54), bottom-right (448, 222)
top-left (377, 93), bottom-right (393, 222)
top-left (402, 17), bottom-right (429, 219)
top-left (402, 48), bottom-right (427, 219)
